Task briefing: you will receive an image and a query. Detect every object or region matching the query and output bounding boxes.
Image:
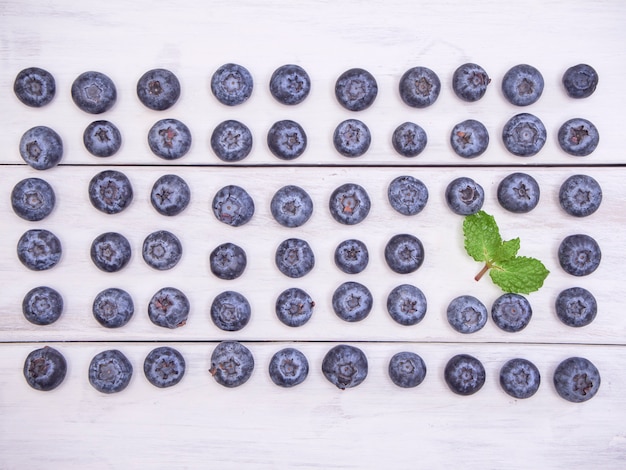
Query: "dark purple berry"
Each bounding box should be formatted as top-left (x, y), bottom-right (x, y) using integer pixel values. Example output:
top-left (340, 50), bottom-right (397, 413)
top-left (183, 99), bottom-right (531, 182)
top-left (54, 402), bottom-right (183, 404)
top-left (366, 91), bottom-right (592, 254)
top-left (14, 67), bottom-right (56, 107)
top-left (209, 341), bottom-right (254, 388)
top-left (329, 183), bottom-right (371, 225)
top-left (144, 346), bottom-right (186, 388)
top-left (22, 286), bottom-right (63, 326)
top-left (19, 126), bottom-right (63, 170)
top-left (148, 118), bottom-right (192, 160)
top-left (444, 354), bottom-right (485, 395)
top-left (502, 113), bottom-right (546, 157)
top-left (334, 239), bottom-right (369, 274)
top-left (11, 177), bottom-right (56, 221)
top-left (92, 288), bottom-right (134, 328)
top-left (333, 119), bottom-right (371, 157)
top-left (90, 232), bottom-right (131, 273)
top-left (17, 229), bottom-right (62, 271)
top-left (142, 230), bottom-right (182, 271)
top-left (559, 174), bottom-right (602, 217)
top-left (267, 120), bottom-right (307, 160)
top-left (83, 120), bottom-right (122, 157)
top-left (211, 63), bottom-right (253, 106)
top-left (386, 284), bottom-right (427, 326)
top-left (558, 234), bottom-right (601, 277)
top-left (450, 119), bottom-right (489, 158)
top-left (392, 122), bottom-right (427, 157)
top-left (269, 348), bottom-right (309, 387)
top-left (275, 238), bottom-right (315, 278)
top-left (269, 64), bottom-right (311, 105)
top-left (555, 287), bottom-right (597, 327)
top-left (270, 185), bottom-right (313, 228)
top-left (322, 344), bottom-right (368, 390)
top-left (335, 68), bottom-right (378, 111)
top-left (562, 64), bottom-right (598, 99)
top-left (399, 66), bottom-right (440, 108)
top-left (445, 177), bottom-right (484, 215)
top-left (553, 356), bottom-right (600, 403)
top-left (275, 287), bottom-right (315, 327)
top-left (88, 349), bottom-right (133, 394)
top-left (150, 174), bottom-right (191, 216)
top-left (23, 346), bottom-right (67, 391)
top-left (88, 170), bottom-right (133, 214)
top-left (210, 120), bottom-right (253, 162)
top-left (502, 64), bottom-right (544, 106)
top-left (332, 282), bottom-right (373, 322)
top-left (387, 175), bottom-right (428, 216)
top-left (136, 68), bottom-right (181, 111)
top-left (497, 172), bottom-right (540, 213)
top-left (500, 358), bottom-right (540, 399)
top-left (388, 351), bottom-right (427, 388)
top-left (557, 118), bottom-right (599, 156)
top-left (452, 63), bottom-right (490, 102)
top-left (71, 71), bottom-right (117, 114)
top-left (491, 293), bottom-right (532, 333)
top-left (384, 234), bottom-right (424, 274)
top-left (447, 295), bottom-right (488, 334)
top-left (212, 185), bottom-right (255, 227)
top-left (210, 291), bottom-right (252, 332)
top-left (210, 243), bottom-right (247, 280)
top-left (148, 287), bottom-right (189, 329)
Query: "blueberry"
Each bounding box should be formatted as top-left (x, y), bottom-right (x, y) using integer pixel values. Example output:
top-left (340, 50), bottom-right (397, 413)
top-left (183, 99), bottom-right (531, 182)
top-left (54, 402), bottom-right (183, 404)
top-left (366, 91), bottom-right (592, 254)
top-left (23, 346), bottom-right (67, 391)
top-left (555, 287), bottom-right (597, 328)
top-left (399, 66), bottom-right (441, 108)
top-left (22, 286), bottom-right (63, 326)
top-left (557, 118), bottom-right (599, 157)
top-left (212, 184), bottom-right (255, 227)
top-left (143, 346), bottom-right (186, 388)
top-left (136, 68), bottom-right (181, 111)
top-left (88, 349), bottom-right (133, 394)
top-left (269, 64), bottom-right (311, 105)
top-left (211, 63), bottom-right (253, 106)
top-left (562, 64), bottom-right (598, 99)
top-left (275, 287), bottom-right (315, 327)
top-left (497, 172), bottom-right (540, 213)
top-left (332, 281), bottom-right (373, 323)
top-left (558, 234), bottom-right (601, 277)
top-left (333, 119), bottom-right (371, 158)
top-left (11, 177), bottom-right (56, 221)
top-left (267, 120), bottom-right (307, 160)
top-left (148, 118), bottom-right (192, 160)
top-left (19, 126), bottom-right (63, 170)
top-left (275, 238), bottom-right (315, 278)
top-left (450, 119), bottom-right (489, 159)
top-left (500, 358), bottom-right (540, 399)
top-left (142, 230), bottom-right (182, 271)
top-left (335, 68), bottom-right (378, 111)
top-left (17, 229), bottom-right (62, 271)
top-left (92, 288), bottom-right (134, 328)
top-left (150, 174), bottom-right (191, 216)
top-left (491, 293), bottom-right (532, 333)
top-left (388, 351), bottom-right (427, 388)
top-left (334, 239), bottom-right (369, 274)
top-left (329, 183), bottom-right (371, 225)
top-left (210, 120), bottom-right (253, 162)
top-left (452, 63), bottom-right (490, 102)
top-left (210, 291), bottom-right (251, 332)
top-left (83, 120), bottom-right (122, 157)
top-left (88, 170), bottom-right (133, 214)
top-left (209, 341), bottom-right (254, 388)
top-left (321, 344), bottom-right (368, 390)
top-left (270, 185), bottom-right (313, 228)
top-left (445, 177), bottom-right (484, 215)
top-left (269, 348), bottom-right (309, 388)
top-left (553, 356), bottom-right (600, 403)
top-left (559, 174), bottom-right (602, 217)
top-left (502, 64), bottom-right (544, 106)
top-left (447, 295), bottom-right (488, 334)
top-left (210, 242), bottom-right (247, 280)
top-left (392, 122), bottom-right (428, 157)
top-left (387, 175), bottom-right (428, 216)
top-left (444, 354), bottom-right (485, 395)
top-left (90, 232), bottom-right (131, 273)
top-left (148, 287), bottom-right (190, 329)
top-left (71, 71), bottom-right (117, 114)
top-left (502, 113), bottom-right (546, 157)
top-left (14, 67), bottom-right (56, 107)
top-left (386, 284), bottom-right (427, 326)
top-left (384, 234), bottom-right (424, 274)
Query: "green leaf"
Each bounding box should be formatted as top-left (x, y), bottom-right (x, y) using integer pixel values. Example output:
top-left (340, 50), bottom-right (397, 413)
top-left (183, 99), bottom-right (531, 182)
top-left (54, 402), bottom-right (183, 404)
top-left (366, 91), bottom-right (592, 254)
top-left (496, 237), bottom-right (520, 261)
top-left (489, 257), bottom-right (550, 294)
top-left (463, 211), bottom-right (502, 262)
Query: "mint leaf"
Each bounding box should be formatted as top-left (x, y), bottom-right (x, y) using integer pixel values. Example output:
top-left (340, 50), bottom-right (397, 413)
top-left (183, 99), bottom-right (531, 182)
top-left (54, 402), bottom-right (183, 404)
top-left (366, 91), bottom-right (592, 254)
top-left (463, 211), bottom-right (502, 262)
top-left (490, 257), bottom-right (550, 294)
top-left (496, 237), bottom-right (520, 261)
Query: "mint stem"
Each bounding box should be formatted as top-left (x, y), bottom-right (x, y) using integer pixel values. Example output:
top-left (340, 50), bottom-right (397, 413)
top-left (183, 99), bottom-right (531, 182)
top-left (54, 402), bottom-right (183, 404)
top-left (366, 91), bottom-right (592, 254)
top-left (475, 263), bottom-right (490, 281)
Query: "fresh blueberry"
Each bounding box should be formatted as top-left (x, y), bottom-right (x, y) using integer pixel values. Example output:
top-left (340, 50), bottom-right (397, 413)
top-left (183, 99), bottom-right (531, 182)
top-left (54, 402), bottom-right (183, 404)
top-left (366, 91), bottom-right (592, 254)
top-left (83, 120), bottom-right (122, 158)
top-left (147, 118), bottom-right (192, 160)
top-left (334, 239), bottom-right (369, 274)
top-left (553, 356), bottom-right (600, 403)
top-left (88, 349), bottom-right (133, 394)
top-left (452, 63), bottom-right (490, 102)
top-left (17, 229), bottom-right (62, 271)
top-left (502, 64), bottom-right (544, 106)
top-left (558, 234), bottom-right (601, 276)
top-left (142, 230), bottom-right (182, 271)
top-left (22, 286), bottom-right (63, 326)
top-left (445, 177), bottom-right (484, 215)
top-left (150, 174), bottom-right (191, 216)
top-left (492, 293), bottom-right (532, 333)
top-left (92, 288), bottom-right (134, 328)
top-left (269, 347), bottom-right (309, 388)
top-left (388, 351), bottom-right (427, 388)
top-left (270, 185), bottom-right (313, 228)
top-left (136, 68), bottom-right (181, 111)
top-left (212, 184), bottom-right (255, 227)
top-left (335, 68), bottom-right (378, 111)
top-left (11, 177), bottom-right (56, 221)
top-left (19, 126), bottom-right (63, 170)
top-left (497, 172), bottom-right (540, 213)
top-left (559, 174), bottom-right (602, 217)
top-left (447, 295), bottom-right (488, 334)
top-left (275, 238), bottom-right (315, 278)
top-left (209, 341), bottom-right (254, 388)
top-left (500, 358), bottom-right (540, 399)
top-left (211, 63), bottom-right (253, 106)
top-left (562, 64), bottom-right (598, 99)
top-left (267, 120), bottom-right (307, 160)
top-left (332, 281), bottom-right (373, 322)
top-left (23, 346), bottom-right (67, 391)
top-left (386, 284), bottom-right (427, 326)
top-left (88, 170), bottom-right (133, 214)
top-left (502, 113), bottom-right (546, 157)
top-left (143, 346), bottom-right (186, 388)
top-left (555, 287), bottom-right (597, 328)
top-left (557, 118), bottom-right (599, 156)
top-left (444, 354), bottom-right (485, 395)
top-left (275, 287), bottom-right (315, 327)
top-left (71, 71), bottom-right (117, 114)
top-left (399, 66), bottom-right (440, 108)
top-left (210, 291), bottom-right (251, 332)
top-left (210, 120), bottom-right (253, 162)
top-left (333, 119), bottom-right (371, 158)
top-left (148, 287), bottom-right (190, 329)
top-left (321, 344), bottom-right (368, 390)
top-left (14, 67), bottom-right (56, 107)
top-left (384, 234), bottom-right (424, 274)
top-left (450, 119), bottom-right (489, 159)
top-left (90, 232), bottom-right (131, 273)
top-left (210, 242), bottom-right (247, 280)
top-left (387, 175), bottom-right (428, 216)
top-left (329, 183), bottom-right (371, 225)
top-left (392, 122), bottom-right (428, 157)
top-left (269, 64), bottom-right (311, 105)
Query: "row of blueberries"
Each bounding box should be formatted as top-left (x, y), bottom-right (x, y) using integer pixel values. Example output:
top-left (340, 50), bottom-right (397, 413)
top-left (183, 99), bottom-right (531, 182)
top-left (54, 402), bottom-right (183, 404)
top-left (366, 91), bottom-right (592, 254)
top-left (23, 343), bottom-right (601, 402)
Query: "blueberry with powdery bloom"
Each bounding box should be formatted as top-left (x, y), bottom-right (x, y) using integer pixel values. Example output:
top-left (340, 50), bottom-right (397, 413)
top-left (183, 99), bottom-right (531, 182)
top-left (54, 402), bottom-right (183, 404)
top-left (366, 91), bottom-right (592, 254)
top-left (19, 126), bottom-right (63, 170)
top-left (270, 64), bottom-right (311, 105)
top-left (211, 63), bottom-right (253, 106)
top-left (14, 67), bottom-right (56, 107)
top-left (71, 71), bottom-right (117, 114)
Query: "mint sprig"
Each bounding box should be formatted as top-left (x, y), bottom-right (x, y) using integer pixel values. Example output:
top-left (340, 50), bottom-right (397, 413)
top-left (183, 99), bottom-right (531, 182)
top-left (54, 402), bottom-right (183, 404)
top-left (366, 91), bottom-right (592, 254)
top-left (463, 210), bottom-right (549, 294)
